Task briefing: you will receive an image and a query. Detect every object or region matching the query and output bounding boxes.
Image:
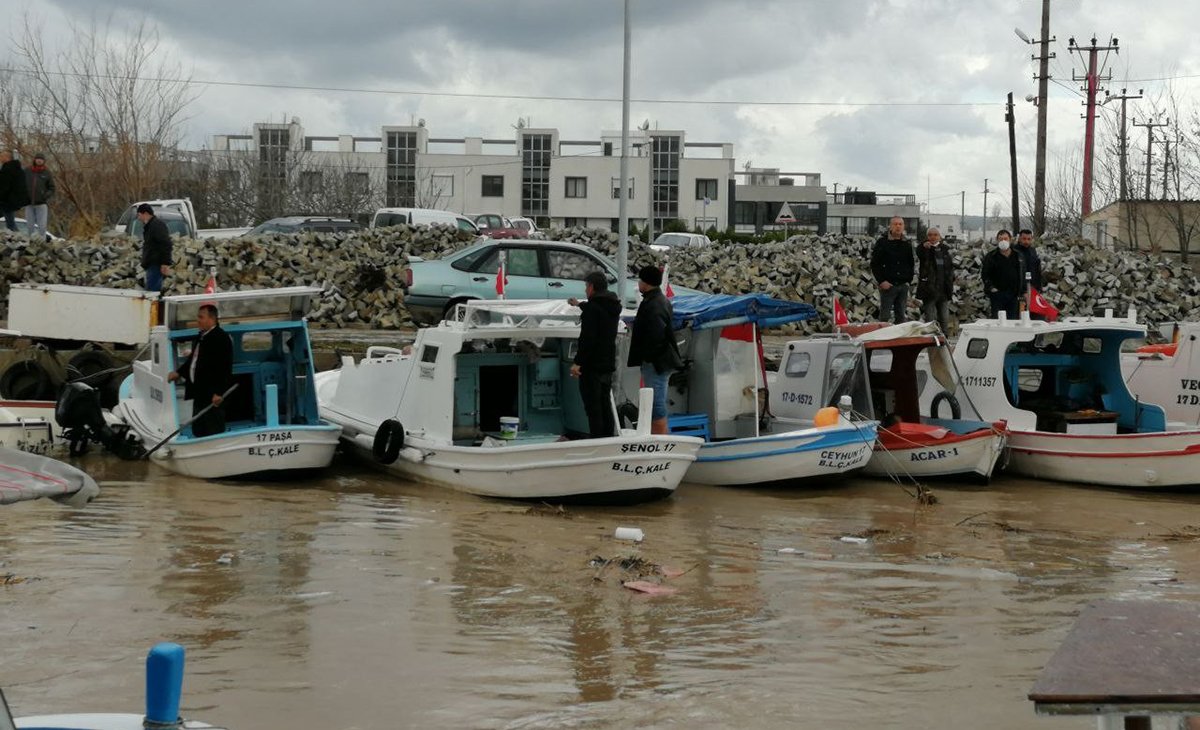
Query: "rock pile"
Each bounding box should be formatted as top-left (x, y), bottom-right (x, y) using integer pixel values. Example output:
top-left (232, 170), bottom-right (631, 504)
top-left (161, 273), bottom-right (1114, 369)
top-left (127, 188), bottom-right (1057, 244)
top-left (2, 227), bottom-right (1197, 331)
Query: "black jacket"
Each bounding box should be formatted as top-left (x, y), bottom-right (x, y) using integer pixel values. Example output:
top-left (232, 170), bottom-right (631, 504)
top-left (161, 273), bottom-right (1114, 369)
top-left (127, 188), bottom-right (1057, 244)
top-left (626, 287), bottom-right (683, 374)
top-left (981, 248), bottom-right (1025, 297)
top-left (24, 166), bottom-right (55, 205)
top-left (870, 236), bottom-right (915, 286)
top-left (574, 291), bottom-right (621, 374)
top-left (1015, 243), bottom-right (1042, 290)
top-left (0, 160), bottom-right (30, 211)
top-left (916, 243), bottom-right (954, 301)
top-left (141, 216), bottom-right (173, 268)
top-left (176, 325), bottom-right (233, 402)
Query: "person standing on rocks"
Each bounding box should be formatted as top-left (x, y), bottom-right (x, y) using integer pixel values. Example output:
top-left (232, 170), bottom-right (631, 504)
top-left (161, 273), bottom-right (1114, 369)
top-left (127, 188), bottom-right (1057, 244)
top-left (569, 271), bottom-right (621, 438)
top-left (981, 229), bottom-right (1024, 319)
top-left (870, 216), bottom-right (915, 324)
top-left (0, 150), bottom-right (30, 232)
top-left (916, 227), bottom-right (954, 334)
top-left (1014, 228), bottom-right (1044, 316)
top-left (137, 203), bottom-right (172, 292)
top-left (23, 153), bottom-right (55, 240)
top-left (627, 266), bottom-right (683, 435)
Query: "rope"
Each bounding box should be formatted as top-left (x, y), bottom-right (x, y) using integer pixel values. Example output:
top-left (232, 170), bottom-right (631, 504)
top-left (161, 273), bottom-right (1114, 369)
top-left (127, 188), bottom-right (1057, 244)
top-left (844, 405), bottom-right (936, 504)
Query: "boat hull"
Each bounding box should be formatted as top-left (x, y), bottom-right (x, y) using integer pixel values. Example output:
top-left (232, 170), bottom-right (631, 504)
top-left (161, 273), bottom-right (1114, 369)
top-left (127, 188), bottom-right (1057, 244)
top-left (1006, 429), bottom-right (1200, 489)
top-left (864, 424), bottom-right (1007, 481)
top-left (684, 423), bottom-right (878, 487)
top-left (342, 430), bottom-right (701, 504)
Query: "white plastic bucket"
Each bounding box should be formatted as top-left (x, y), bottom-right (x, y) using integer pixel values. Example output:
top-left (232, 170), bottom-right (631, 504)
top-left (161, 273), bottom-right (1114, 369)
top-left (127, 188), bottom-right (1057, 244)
top-left (499, 417), bottom-right (520, 440)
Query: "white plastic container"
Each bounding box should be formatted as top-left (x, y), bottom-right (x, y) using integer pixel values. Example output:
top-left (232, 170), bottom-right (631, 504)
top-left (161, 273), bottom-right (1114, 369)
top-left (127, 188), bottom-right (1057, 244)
top-left (8, 284), bottom-right (157, 345)
top-left (614, 526), bottom-right (645, 542)
top-left (499, 416), bottom-right (520, 440)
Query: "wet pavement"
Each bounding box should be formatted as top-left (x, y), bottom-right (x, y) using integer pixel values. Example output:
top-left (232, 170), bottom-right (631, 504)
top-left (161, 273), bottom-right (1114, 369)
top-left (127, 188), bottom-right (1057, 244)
top-left (3, 453), bottom-right (1200, 729)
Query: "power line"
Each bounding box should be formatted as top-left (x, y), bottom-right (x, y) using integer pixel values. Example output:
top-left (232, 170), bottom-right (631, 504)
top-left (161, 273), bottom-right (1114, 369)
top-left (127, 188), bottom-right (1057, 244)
top-left (0, 66), bottom-right (1003, 108)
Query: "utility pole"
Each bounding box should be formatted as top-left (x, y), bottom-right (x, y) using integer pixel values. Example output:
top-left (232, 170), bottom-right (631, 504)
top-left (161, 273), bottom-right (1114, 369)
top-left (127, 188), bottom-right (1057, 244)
top-left (1016, 0), bottom-right (1055, 237)
top-left (960, 191), bottom-right (965, 239)
top-left (1068, 35), bottom-right (1118, 218)
top-left (1104, 88), bottom-right (1143, 201)
top-left (1006, 93), bottom-right (1021, 234)
top-left (982, 179), bottom-right (990, 242)
top-left (616, 0), bottom-right (631, 303)
top-left (1162, 138), bottom-right (1171, 200)
top-left (1134, 118), bottom-right (1168, 199)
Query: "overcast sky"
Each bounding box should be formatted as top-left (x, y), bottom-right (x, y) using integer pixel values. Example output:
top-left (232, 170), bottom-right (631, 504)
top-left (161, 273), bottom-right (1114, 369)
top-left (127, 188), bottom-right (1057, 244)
top-left (7, 0), bottom-right (1199, 216)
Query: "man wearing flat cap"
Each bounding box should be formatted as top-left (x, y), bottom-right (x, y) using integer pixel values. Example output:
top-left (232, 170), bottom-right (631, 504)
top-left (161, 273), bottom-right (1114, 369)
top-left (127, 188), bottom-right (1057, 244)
top-left (137, 203), bottom-right (172, 292)
top-left (626, 265), bottom-right (682, 434)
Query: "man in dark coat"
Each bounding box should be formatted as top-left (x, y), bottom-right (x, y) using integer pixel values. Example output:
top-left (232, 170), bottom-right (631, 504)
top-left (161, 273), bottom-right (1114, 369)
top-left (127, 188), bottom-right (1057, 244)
top-left (626, 266), bottom-right (682, 435)
top-left (168, 304), bottom-right (233, 438)
top-left (0, 150), bottom-right (30, 231)
top-left (870, 216), bottom-right (915, 324)
top-left (1014, 228), bottom-right (1044, 317)
top-left (916, 227), bottom-right (955, 334)
top-left (23, 153), bottom-right (55, 240)
top-left (137, 203), bottom-right (173, 292)
top-left (981, 230), bottom-right (1025, 319)
top-left (569, 271), bottom-right (621, 438)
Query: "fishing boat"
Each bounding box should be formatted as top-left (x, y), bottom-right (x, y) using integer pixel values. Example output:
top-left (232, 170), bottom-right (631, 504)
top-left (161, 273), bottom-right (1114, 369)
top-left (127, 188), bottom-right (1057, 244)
top-left (1121, 321), bottom-right (1200, 426)
top-left (316, 300), bottom-right (702, 503)
top-left (614, 293), bottom-right (879, 488)
top-left (919, 310), bottom-right (1200, 490)
top-left (0, 401), bottom-right (53, 454)
top-left (770, 322), bottom-right (1007, 482)
top-left (110, 287), bottom-right (341, 478)
top-left (0, 446), bottom-right (98, 506)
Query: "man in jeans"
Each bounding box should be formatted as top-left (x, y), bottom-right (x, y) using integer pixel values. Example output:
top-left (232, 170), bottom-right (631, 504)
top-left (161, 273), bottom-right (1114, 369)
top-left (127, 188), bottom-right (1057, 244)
top-left (626, 266), bottom-right (682, 435)
top-left (23, 153), bottom-right (55, 240)
top-left (870, 216), bottom-right (915, 324)
top-left (137, 203), bottom-right (173, 292)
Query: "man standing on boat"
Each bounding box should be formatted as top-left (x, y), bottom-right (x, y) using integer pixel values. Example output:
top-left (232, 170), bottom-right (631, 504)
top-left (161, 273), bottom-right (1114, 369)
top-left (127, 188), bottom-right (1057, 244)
top-left (627, 266), bottom-right (683, 435)
top-left (870, 216), bottom-right (915, 324)
top-left (569, 271), bottom-right (621, 438)
top-left (916, 227), bottom-right (954, 334)
top-left (168, 304), bottom-right (233, 438)
top-left (981, 229), bottom-right (1024, 319)
top-left (137, 203), bottom-right (172, 292)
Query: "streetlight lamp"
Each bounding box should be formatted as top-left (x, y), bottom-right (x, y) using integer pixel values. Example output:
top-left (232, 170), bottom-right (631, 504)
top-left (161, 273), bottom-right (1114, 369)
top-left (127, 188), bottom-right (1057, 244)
top-left (616, 0), bottom-right (632, 303)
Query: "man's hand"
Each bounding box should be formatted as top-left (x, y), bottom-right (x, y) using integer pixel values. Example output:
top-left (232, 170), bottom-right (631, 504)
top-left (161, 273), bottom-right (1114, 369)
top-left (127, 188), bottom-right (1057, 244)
top-left (167, 371), bottom-right (179, 382)
top-left (569, 364), bottom-right (581, 378)
top-left (212, 394), bottom-right (223, 406)
top-left (879, 281), bottom-right (893, 291)
top-left (567, 298), bottom-right (580, 307)
top-left (160, 264), bottom-right (169, 275)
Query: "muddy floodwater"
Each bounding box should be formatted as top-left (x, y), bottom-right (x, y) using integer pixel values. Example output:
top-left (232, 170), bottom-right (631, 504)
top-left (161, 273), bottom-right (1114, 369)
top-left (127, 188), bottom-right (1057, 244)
top-left (4, 455), bottom-right (1200, 729)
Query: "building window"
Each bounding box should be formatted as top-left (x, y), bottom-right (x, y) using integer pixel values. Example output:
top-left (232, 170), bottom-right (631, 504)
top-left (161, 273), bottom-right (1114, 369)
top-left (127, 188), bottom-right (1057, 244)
top-left (257, 127), bottom-right (290, 216)
top-left (611, 177), bottom-right (635, 200)
top-left (694, 217), bottom-right (717, 230)
top-left (650, 135), bottom-right (680, 233)
top-left (481, 175), bottom-right (504, 197)
top-left (696, 179), bottom-right (718, 201)
top-left (845, 216), bottom-right (870, 235)
top-left (564, 177), bottom-right (587, 199)
top-left (344, 172), bottom-right (369, 196)
top-left (603, 142), bottom-right (613, 156)
top-left (429, 174), bottom-right (453, 198)
top-left (521, 133), bottom-right (551, 218)
top-left (825, 217), bottom-right (844, 234)
top-left (564, 217), bottom-right (582, 228)
top-left (385, 131), bottom-right (417, 207)
top-left (734, 201), bottom-right (757, 226)
top-left (299, 170), bottom-right (322, 195)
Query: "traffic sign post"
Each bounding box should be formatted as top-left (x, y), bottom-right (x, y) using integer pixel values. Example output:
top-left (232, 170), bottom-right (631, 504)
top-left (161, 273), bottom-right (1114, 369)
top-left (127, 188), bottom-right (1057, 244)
top-left (775, 202), bottom-right (796, 238)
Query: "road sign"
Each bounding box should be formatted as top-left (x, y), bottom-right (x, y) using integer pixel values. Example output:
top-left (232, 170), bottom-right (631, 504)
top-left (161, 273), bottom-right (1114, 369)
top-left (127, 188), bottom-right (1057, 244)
top-left (775, 202), bottom-right (796, 224)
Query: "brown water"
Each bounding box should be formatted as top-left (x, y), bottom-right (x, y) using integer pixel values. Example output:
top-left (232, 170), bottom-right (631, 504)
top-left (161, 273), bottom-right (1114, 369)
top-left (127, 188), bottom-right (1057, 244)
top-left (4, 455), bottom-right (1200, 730)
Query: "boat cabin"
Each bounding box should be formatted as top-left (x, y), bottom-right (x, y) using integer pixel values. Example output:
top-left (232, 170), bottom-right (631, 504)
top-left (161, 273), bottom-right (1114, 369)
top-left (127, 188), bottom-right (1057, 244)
top-left (769, 337), bottom-right (877, 426)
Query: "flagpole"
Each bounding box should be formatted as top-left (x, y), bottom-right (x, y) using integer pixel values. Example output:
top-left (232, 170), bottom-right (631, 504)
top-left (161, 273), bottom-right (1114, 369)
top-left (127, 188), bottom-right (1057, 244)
top-left (616, 0), bottom-right (631, 304)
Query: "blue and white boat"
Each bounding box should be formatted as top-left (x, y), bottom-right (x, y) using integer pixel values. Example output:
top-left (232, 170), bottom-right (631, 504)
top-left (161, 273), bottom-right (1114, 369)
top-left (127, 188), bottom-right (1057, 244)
top-left (112, 287), bottom-right (341, 479)
top-left (617, 294), bottom-right (878, 487)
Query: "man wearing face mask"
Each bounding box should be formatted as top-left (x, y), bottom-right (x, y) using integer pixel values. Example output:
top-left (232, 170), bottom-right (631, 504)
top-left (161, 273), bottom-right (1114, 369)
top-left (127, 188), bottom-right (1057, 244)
top-left (916, 227), bottom-right (954, 334)
top-left (980, 229), bottom-right (1024, 319)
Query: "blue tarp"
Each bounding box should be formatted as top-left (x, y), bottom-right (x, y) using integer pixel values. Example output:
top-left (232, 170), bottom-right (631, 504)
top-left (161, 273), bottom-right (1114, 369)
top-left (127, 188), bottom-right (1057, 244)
top-left (667, 293), bottom-right (817, 331)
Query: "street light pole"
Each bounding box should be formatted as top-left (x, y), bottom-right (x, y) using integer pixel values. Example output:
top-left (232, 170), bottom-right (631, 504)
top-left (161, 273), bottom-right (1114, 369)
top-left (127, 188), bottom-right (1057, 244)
top-left (616, 0), bottom-right (632, 303)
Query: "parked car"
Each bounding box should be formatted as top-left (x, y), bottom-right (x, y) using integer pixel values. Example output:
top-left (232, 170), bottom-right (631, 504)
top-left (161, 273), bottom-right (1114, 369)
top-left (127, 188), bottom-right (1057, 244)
top-left (650, 232), bottom-right (712, 253)
top-left (510, 216), bottom-right (539, 234)
top-left (114, 198), bottom-right (250, 239)
top-left (10, 218), bottom-right (63, 241)
top-left (473, 213), bottom-right (525, 240)
top-left (247, 216), bottom-right (362, 235)
top-left (371, 207), bottom-right (479, 234)
top-left (128, 209), bottom-right (194, 239)
top-left (404, 239), bottom-right (699, 324)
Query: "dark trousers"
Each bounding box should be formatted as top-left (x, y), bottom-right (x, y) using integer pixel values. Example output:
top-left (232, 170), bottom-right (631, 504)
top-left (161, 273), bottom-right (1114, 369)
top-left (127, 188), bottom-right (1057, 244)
top-left (2, 208), bottom-right (16, 231)
top-left (145, 267), bottom-right (163, 292)
top-left (988, 291), bottom-right (1019, 319)
top-left (191, 396), bottom-right (226, 438)
top-left (879, 283), bottom-right (909, 324)
top-left (579, 370), bottom-right (615, 438)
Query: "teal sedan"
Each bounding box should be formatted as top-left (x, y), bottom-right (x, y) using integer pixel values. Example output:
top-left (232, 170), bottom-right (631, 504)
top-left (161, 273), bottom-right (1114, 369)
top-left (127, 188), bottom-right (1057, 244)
top-left (404, 239), bottom-right (676, 325)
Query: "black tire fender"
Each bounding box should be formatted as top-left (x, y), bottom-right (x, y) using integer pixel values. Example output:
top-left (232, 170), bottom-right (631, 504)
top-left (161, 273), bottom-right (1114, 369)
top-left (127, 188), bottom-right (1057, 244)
top-left (0, 360), bottom-right (55, 401)
top-left (67, 350), bottom-right (115, 386)
top-left (372, 419), bottom-right (405, 464)
top-left (930, 391), bottom-right (962, 420)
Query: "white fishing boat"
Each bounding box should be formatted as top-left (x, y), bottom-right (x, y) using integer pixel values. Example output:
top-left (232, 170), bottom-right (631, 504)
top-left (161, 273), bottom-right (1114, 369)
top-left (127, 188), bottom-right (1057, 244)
top-left (0, 400), bottom-right (53, 454)
top-left (919, 310), bottom-right (1200, 490)
top-left (1121, 321), bottom-right (1200, 426)
top-left (0, 446), bottom-right (98, 506)
top-left (108, 287), bottom-right (340, 479)
top-left (614, 294), bottom-right (879, 488)
top-left (316, 300), bottom-right (702, 503)
top-left (770, 322), bottom-right (1007, 482)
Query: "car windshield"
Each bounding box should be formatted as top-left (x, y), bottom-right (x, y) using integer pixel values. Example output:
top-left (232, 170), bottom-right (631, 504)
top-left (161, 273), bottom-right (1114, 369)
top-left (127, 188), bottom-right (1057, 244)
top-left (654, 233), bottom-right (691, 248)
top-left (374, 213), bottom-right (408, 227)
top-left (130, 216), bottom-right (188, 236)
top-left (248, 221), bottom-right (298, 235)
top-left (475, 215), bottom-right (503, 229)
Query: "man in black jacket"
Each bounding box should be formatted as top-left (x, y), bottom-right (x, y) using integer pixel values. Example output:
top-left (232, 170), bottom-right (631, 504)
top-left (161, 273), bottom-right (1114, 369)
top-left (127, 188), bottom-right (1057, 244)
top-left (916, 227), bottom-right (955, 334)
top-left (569, 271), bottom-right (621, 438)
top-left (23, 153), bottom-right (55, 240)
top-left (137, 203), bottom-right (173, 292)
top-left (626, 266), bottom-right (682, 435)
top-left (1014, 228), bottom-right (1044, 317)
top-left (0, 151), bottom-right (30, 232)
top-left (870, 216), bottom-right (915, 324)
top-left (168, 304), bottom-right (233, 438)
top-left (981, 230), bottom-right (1025, 318)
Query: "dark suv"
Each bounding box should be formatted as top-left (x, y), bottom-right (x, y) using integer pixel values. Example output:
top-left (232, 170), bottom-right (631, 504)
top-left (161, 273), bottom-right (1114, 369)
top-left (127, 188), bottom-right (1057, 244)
top-left (248, 216), bottom-right (362, 235)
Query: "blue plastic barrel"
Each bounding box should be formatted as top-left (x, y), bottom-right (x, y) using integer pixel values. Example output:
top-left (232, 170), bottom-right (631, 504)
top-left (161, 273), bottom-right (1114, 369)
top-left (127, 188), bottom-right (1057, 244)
top-left (144, 642), bottom-right (185, 727)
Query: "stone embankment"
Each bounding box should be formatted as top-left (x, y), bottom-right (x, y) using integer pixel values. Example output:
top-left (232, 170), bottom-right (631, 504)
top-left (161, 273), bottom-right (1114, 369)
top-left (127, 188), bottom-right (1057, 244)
top-left (2, 227), bottom-right (1197, 331)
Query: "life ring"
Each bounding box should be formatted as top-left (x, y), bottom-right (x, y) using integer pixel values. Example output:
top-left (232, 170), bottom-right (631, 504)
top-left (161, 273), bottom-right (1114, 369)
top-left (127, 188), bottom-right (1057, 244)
top-left (0, 360), bottom-right (55, 401)
top-left (372, 419), bottom-right (405, 464)
top-left (930, 391), bottom-right (962, 420)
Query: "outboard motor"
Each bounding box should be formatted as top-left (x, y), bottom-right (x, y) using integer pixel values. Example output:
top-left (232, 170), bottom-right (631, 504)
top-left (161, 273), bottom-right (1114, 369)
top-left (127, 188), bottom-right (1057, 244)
top-left (55, 382), bottom-right (143, 459)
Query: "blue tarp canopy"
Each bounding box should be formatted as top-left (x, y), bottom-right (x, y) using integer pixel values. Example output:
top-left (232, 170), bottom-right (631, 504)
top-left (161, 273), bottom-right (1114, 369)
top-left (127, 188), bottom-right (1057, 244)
top-left (667, 293), bottom-right (817, 331)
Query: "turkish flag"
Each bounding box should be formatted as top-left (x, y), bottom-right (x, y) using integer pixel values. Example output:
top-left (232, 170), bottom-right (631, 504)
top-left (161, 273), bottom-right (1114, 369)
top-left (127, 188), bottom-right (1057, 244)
top-left (494, 263), bottom-right (507, 296)
top-left (1029, 287), bottom-right (1059, 321)
top-left (833, 296), bottom-right (850, 327)
top-left (662, 264), bottom-right (675, 298)
top-left (204, 273), bottom-right (217, 295)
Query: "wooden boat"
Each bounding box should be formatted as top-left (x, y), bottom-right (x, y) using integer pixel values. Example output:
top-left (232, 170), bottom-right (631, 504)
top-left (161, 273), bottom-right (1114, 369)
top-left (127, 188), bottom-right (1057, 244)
top-left (316, 300), bottom-right (702, 504)
top-left (112, 287), bottom-right (340, 478)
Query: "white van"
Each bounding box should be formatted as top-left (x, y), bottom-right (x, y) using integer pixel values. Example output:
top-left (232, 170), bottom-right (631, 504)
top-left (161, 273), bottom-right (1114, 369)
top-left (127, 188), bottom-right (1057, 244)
top-left (371, 207), bottom-right (479, 235)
